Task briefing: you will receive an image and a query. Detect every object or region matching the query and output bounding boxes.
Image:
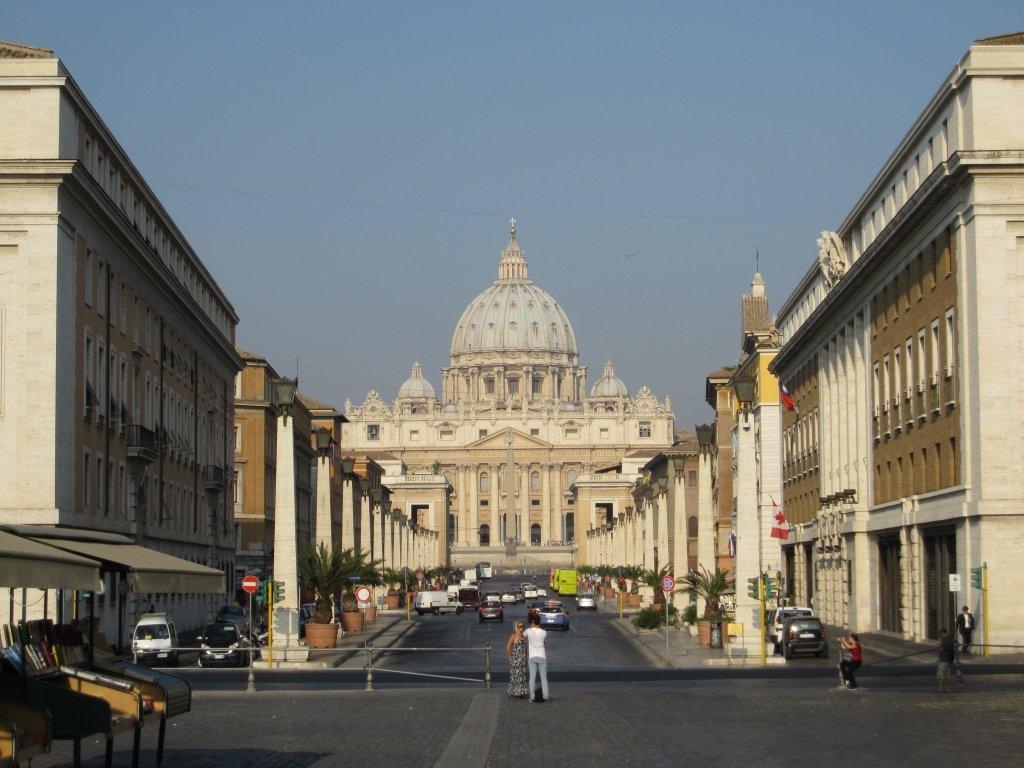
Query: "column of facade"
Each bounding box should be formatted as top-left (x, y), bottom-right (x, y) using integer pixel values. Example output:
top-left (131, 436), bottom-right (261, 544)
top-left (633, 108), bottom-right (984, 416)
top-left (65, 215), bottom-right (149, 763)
top-left (315, 456), bottom-right (332, 550)
top-left (358, 491), bottom-right (370, 556)
top-left (520, 462), bottom-right (530, 542)
top-left (552, 469), bottom-right (563, 541)
top-left (456, 465), bottom-right (468, 546)
top-left (657, 497), bottom-right (669, 572)
top-left (731, 413), bottom-right (761, 656)
top-left (548, 366), bottom-right (557, 401)
top-left (540, 465), bottom-right (551, 545)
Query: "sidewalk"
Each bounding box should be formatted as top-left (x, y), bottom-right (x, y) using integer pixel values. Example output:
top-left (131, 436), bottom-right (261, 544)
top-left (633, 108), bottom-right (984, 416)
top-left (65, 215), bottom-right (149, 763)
top-left (255, 609), bottom-right (415, 669)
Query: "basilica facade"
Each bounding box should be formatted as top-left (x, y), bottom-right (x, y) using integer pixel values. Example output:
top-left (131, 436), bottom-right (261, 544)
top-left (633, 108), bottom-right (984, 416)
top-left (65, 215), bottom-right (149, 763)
top-left (341, 223), bottom-right (676, 569)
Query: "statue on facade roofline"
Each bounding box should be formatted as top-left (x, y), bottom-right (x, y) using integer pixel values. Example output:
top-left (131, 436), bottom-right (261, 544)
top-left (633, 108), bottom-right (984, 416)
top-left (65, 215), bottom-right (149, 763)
top-left (817, 231), bottom-right (848, 290)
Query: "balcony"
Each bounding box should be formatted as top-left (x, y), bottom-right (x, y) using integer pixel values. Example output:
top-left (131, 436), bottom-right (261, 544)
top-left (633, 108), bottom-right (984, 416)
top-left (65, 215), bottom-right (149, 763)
top-left (204, 464), bottom-right (227, 491)
top-left (126, 424), bottom-right (157, 463)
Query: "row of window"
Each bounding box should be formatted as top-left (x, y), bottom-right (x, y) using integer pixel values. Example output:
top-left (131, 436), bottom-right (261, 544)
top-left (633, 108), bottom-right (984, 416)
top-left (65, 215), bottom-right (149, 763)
top-left (81, 133), bottom-right (232, 338)
top-left (872, 310), bottom-right (956, 425)
top-left (875, 438), bottom-right (960, 504)
top-left (364, 421), bottom-right (653, 441)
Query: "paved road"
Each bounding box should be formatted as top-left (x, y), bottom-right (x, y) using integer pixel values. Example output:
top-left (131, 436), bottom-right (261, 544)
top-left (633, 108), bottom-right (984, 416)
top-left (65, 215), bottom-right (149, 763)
top-left (30, 675), bottom-right (1024, 767)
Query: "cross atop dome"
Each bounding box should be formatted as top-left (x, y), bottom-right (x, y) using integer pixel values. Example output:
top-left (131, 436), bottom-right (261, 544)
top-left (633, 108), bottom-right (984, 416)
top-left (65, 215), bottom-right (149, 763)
top-left (509, 217), bottom-right (517, 242)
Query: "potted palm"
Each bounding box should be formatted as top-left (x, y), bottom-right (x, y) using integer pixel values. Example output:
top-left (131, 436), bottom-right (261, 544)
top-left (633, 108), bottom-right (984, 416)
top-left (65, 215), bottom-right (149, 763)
top-left (623, 565), bottom-right (643, 608)
top-left (681, 566), bottom-right (735, 647)
top-left (336, 548), bottom-right (378, 634)
top-left (381, 567), bottom-right (404, 610)
top-left (641, 564), bottom-right (673, 609)
top-left (297, 542), bottom-right (346, 648)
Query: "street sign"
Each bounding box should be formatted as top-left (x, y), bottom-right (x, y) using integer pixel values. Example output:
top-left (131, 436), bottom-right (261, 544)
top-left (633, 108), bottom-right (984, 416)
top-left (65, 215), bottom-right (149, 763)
top-left (661, 575), bottom-right (676, 593)
top-left (241, 574), bottom-right (260, 594)
top-left (949, 573), bottom-right (962, 592)
top-left (348, 574), bottom-right (362, 583)
top-left (355, 585), bottom-right (372, 603)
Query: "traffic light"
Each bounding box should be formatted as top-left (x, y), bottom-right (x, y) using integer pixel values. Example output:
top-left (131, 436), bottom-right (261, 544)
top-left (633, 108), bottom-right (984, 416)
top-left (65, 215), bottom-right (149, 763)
top-left (970, 565), bottom-right (986, 590)
top-left (763, 575), bottom-right (777, 599)
top-left (272, 580), bottom-right (285, 603)
top-left (747, 576), bottom-right (760, 599)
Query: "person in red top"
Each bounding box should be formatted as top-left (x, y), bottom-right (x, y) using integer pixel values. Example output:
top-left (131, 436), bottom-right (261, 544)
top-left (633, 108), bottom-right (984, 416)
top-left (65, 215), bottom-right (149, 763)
top-left (839, 634), bottom-right (863, 690)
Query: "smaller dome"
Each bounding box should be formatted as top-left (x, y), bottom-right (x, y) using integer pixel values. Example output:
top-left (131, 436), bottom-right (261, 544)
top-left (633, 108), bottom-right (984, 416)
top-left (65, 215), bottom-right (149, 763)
top-left (397, 362), bottom-right (436, 400)
top-left (442, 403), bottom-right (458, 413)
top-left (590, 358), bottom-right (628, 397)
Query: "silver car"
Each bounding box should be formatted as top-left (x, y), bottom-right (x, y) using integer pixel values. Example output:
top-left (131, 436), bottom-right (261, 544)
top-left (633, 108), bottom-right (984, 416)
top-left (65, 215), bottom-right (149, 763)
top-left (577, 592), bottom-right (597, 611)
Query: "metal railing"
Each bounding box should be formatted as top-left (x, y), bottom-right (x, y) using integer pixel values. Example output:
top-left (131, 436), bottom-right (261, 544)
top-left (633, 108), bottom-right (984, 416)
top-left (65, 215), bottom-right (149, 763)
top-left (362, 641), bottom-right (492, 691)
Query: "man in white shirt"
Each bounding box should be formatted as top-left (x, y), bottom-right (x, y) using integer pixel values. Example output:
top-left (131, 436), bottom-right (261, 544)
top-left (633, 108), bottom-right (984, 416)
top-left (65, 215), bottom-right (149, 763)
top-left (524, 615), bottom-right (550, 702)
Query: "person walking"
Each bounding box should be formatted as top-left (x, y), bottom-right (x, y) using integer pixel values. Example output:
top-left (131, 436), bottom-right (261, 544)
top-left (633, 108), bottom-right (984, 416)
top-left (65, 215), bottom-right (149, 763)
top-left (524, 614), bottom-right (550, 703)
top-left (936, 628), bottom-right (956, 693)
top-left (505, 621), bottom-right (529, 699)
top-left (955, 606), bottom-right (975, 654)
top-left (838, 634), bottom-right (862, 690)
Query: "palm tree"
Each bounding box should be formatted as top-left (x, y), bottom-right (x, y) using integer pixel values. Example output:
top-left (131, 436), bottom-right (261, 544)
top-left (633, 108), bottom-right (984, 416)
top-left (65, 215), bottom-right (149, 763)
top-left (298, 542), bottom-right (347, 623)
top-left (641, 564), bottom-right (674, 607)
top-left (680, 566), bottom-right (735, 619)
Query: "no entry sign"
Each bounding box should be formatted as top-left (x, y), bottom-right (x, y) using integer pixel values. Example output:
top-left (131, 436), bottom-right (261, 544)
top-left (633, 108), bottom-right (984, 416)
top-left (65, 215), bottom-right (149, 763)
top-left (242, 574), bottom-right (260, 594)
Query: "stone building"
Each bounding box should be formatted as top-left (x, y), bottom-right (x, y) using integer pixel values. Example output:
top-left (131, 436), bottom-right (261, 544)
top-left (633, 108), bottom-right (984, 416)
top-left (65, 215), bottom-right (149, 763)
top-left (0, 41), bottom-right (240, 637)
top-left (770, 32), bottom-right (1024, 646)
top-left (342, 222), bottom-right (675, 570)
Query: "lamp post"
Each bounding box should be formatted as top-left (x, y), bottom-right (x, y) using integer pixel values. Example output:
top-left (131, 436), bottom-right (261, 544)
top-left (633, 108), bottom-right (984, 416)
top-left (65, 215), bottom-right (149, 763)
top-left (270, 376), bottom-right (307, 660)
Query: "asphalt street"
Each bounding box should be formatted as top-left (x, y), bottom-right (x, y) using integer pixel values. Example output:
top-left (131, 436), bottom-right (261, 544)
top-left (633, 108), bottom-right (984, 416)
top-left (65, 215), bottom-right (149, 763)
top-left (29, 674), bottom-right (1024, 767)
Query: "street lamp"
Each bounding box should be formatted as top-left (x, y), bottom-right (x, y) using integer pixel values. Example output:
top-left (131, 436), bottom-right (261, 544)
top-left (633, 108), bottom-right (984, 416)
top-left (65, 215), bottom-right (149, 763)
top-left (340, 456), bottom-right (356, 475)
top-left (273, 376), bottom-right (298, 416)
top-left (314, 427), bottom-right (333, 456)
top-left (732, 375), bottom-right (756, 429)
top-left (695, 423), bottom-right (715, 452)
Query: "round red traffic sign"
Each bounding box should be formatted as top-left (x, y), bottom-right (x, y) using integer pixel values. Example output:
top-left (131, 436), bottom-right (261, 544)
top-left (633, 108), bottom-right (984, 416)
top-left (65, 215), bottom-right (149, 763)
top-left (241, 574), bottom-right (260, 594)
top-left (661, 575), bottom-right (676, 593)
top-left (355, 585), bottom-right (372, 604)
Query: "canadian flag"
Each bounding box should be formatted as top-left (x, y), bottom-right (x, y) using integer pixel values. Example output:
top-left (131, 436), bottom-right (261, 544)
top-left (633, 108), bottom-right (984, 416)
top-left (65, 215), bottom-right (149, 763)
top-left (770, 497), bottom-right (789, 540)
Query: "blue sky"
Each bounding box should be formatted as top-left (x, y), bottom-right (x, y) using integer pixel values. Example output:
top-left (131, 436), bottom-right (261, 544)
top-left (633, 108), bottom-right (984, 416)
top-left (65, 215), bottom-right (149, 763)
top-left (5, 2), bottom-right (1022, 427)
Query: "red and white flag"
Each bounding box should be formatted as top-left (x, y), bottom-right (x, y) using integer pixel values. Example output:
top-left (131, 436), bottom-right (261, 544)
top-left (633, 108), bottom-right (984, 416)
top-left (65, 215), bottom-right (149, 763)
top-left (780, 383), bottom-right (798, 413)
top-left (770, 497), bottom-right (789, 540)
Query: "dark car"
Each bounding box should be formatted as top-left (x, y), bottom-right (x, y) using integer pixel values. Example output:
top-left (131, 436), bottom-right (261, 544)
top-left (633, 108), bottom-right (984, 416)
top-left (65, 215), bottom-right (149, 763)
top-left (478, 598), bottom-right (504, 623)
top-left (781, 615), bottom-right (828, 659)
top-left (538, 601), bottom-right (570, 631)
top-left (198, 622), bottom-right (252, 668)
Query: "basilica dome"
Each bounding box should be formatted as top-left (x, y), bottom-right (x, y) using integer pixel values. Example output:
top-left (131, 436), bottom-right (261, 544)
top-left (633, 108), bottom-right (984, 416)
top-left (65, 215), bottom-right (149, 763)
top-left (449, 222), bottom-right (578, 361)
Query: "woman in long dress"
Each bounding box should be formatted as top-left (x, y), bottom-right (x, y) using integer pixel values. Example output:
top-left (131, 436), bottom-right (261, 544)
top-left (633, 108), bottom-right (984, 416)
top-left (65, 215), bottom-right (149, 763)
top-left (506, 620), bottom-right (529, 698)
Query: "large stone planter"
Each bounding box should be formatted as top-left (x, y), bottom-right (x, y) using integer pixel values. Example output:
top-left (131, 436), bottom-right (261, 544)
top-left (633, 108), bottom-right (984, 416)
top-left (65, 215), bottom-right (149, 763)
top-left (304, 622), bottom-right (339, 649)
top-left (627, 593), bottom-right (642, 608)
top-left (385, 593), bottom-right (401, 610)
top-left (697, 619), bottom-right (712, 646)
top-left (340, 611), bottom-right (364, 633)
top-left (362, 605), bottom-right (378, 623)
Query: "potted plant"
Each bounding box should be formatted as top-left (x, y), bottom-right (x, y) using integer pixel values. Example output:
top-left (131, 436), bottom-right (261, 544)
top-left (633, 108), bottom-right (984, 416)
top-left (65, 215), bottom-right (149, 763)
top-left (641, 564), bottom-right (674, 608)
top-left (335, 548), bottom-right (378, 634)
top-left (623, 565), bottom-right (643, 608)
top-left (297, 542), bottom-right (346, 648)
top-left (360, 560), bottom-right (383, 623)
top-left (680, 566), bottom-right (735, 647)
top-left (381, 567), bottom-right (404, 610)
top-left (681, 602), bottom-right (699, 636)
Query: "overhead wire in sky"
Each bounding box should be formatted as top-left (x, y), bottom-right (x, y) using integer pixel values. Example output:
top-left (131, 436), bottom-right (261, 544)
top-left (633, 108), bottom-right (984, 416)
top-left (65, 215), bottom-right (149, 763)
top-left (152, 178), bottom-right (844, 222)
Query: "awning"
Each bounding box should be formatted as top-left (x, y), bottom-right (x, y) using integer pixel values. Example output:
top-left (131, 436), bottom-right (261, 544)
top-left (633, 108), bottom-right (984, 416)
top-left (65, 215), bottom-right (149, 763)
top-left (0, 529), bottom-right (103, 591)
top-left (3, 525), bottom-right (226, 595)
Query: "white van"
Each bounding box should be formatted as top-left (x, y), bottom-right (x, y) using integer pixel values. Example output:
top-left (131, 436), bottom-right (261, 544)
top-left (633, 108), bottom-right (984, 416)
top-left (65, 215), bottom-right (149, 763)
top-left (414, 590), bottom-right (464, 615)
top-left (132, 612), bottom-right (179, 666)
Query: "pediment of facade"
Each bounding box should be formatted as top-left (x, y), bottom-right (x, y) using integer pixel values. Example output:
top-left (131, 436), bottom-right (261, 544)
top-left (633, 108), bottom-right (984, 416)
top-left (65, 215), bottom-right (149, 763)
top-left (466, 427), bottom-right (550, 450)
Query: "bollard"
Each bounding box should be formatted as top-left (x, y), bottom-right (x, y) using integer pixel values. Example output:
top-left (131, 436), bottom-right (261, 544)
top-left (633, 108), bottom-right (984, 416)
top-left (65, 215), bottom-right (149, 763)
top-left (364, 641), bottom-right (374, 691)
top-left (484, 643), bottom-right (492, 689)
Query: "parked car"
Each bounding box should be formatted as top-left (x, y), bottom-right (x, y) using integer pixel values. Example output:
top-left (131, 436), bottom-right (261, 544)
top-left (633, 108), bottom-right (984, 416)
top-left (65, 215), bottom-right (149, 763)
top-left (198, 622), bottom-right (252, 668)
top-left (132, 613), bottom-right (179, 667)
top-left (781, 615), bottom-right (828, 659)
top-left (766, 606), bottom-right (813, 653)
top-left (538, 601), bottom-right (570, 631)
top-left (478, 598), bottom-right (504, 623)
top-left (576, 593), bottom-right (597, 611)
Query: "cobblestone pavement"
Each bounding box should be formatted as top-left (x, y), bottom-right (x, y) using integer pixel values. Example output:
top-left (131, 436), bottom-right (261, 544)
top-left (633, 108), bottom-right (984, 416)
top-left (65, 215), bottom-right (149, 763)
top-left (30, 674), bottom-right (1024, 767)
